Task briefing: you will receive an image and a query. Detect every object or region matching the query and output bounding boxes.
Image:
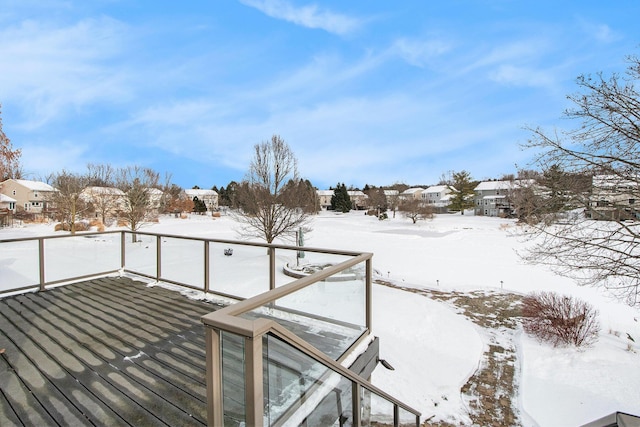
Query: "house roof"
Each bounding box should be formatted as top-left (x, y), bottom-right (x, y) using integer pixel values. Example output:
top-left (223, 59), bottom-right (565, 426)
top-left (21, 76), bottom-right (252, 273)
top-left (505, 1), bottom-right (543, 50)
top-left (423, 185), bottom-right (453, 194)
top-left (0, 194), bottom-right (17, 202)
top-left (401, 188), bottom-right (424, 195)
top-left (7, 179), bottom-right (55, 192)
top-left (185, 189), bottom-right (218, 197)
top-left (474, 181), bottom-right (512, 191)
top-left (383, 189), bottom-right (399, 196)
top-left (82, 186), bottom-right (125, 196)
top-left (316, 190), bottom-right (334, 196)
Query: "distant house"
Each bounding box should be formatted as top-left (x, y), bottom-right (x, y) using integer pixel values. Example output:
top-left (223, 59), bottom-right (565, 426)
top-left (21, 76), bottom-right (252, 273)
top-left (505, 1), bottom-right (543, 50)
top-left (589, 175), bottom-right (639, 221)
top-left (400, 188), bottom-right (424, 201)
top-left (185, 188), bottom-right (219, 211)
top-left (316, 190), bottom-right (334, 210)
top-left (473, 181), bottom-right (515, 217)
top-left (421, 185), bottom-right (454, 210)
top-left (0, 179), bottom-right (56, 214)
top-left (347, 190), bottom-right (368, 210)
top-left (146, 187), bottom-right (165, 214)
top-left (80, 186), bottom-right (127, 221)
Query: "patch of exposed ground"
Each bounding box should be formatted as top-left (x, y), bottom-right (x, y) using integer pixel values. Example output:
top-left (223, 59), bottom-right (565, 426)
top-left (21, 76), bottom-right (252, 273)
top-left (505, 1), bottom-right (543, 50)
top-left (375, 280), bottom-right (524, 427)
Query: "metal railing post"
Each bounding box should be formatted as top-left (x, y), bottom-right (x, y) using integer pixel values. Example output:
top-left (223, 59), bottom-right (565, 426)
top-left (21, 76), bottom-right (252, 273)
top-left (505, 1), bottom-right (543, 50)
top-left (204, 240), bottom-right (210, 293)
top-left (120, 231), bottom-right (126, 270)
top-left (156, 235), bottom-right (162, 282)
top-left (269, 247), bottom-right (276, 290)
top-left (205, 327), bottom-right (223, 426)
top-left (244, 335), bottom-right (264, 426)
top-left (366, 256), bottom-right (372, 332)
top-left (38, 237), bottom-right (45, 291)
top-left (394, 404), bottom-right (399, 427)
top-left (352, 382), bottom-right (361, 426)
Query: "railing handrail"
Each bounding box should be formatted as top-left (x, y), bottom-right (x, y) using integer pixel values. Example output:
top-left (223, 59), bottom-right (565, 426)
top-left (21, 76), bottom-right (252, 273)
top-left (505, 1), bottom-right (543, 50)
top-left (203, 251), bottom-right (372, 319)
top-left (0, 229), bottom-right (364, 257)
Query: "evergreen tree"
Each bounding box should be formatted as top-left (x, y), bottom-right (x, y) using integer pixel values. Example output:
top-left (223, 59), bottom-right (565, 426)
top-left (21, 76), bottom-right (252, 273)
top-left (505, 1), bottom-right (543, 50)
top-left (447, 170), bottom-right (477, 214)
top-left (192, 196), bottom-right (207, 214)
top-left (330, 183), bottom-right (352, 212)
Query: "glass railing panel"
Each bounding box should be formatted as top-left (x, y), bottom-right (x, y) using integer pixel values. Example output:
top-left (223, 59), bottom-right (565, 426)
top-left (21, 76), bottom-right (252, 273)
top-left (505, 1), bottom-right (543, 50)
top-left (243, 259), bottom-right (367, 360)
top-left (263, 333), bottom-right (353, 427)
top-left (398, 406), bottom-right (418, 427)
top-left (124, 232), bottom-right (157, 277)
top-left (160, 236), bottom-right (204, 288)
top-left (277, 249), bottom-right (353, 289)
top-left (44, 234), bottom-right (121, 283)
top-left (0, 239), bottom-right (40, 292)
top-left (208, 242), bottom-right (270, 299)
top-left (222, 331), bottom-right (246, 427)
top-left (361, 388), bottom-right (395, 426)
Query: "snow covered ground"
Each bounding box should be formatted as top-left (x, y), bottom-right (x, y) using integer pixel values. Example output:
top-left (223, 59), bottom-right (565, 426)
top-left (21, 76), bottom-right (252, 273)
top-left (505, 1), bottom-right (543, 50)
top-left (2, 211), bottom-right (639, 426)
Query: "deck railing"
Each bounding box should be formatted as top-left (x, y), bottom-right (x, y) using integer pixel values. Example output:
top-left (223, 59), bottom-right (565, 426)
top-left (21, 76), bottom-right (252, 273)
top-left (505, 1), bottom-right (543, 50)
top-left (0, 229), bottom-right (421, 426)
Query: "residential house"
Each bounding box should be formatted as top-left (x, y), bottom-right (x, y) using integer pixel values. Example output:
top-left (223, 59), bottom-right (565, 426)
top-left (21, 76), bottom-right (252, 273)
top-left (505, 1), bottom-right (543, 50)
top-left (0, 193), bottom-right (17, 212)
top-left (79, 186), bottom-right (127, 221)
top-left (421, 185), bottom-right (454, 211)
top-left (589, 175), bottom-right (639, 221)
top-left (347, 190), bottom-right (368, 210)
top-left (474, 180), bottom-right (514, 217)
top-left (184, 188), bottom-right (219, 211)
top-left (316, 189), bottom-right (334, 210)
top-left (0, 179), bottom-right (56, 215)
top-left (400, 187), bottom-right (424, 201)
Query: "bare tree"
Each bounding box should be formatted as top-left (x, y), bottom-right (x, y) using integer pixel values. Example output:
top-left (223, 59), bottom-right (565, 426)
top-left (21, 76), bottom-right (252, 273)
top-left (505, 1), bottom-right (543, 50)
top-left (0, 104), bottom-right (22, 180)
top-left (84, 163), bottom-right (120, 225)
top-left (115, 166), bottom-right (160, 237)
top-left (399, 198), bottom-right (434, 223)
top-left (234, 135), bottom-right (312, 243)
top-left (364, 186), bottom-right (388, 215)
top-left (47, 170), bottom-right (90, 234)
top-left (521, 54), bottom-right (640, 306)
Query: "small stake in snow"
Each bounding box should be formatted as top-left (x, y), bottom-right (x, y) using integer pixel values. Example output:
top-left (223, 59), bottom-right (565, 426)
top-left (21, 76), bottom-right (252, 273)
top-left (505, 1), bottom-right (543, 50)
top-left (436, 280), bottom-right (439, 286)
top-left (500, 280), bottom-right (503, 289)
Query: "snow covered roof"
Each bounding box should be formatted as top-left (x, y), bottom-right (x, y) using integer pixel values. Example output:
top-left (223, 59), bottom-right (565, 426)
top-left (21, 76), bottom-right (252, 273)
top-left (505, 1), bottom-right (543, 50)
top-left (423, 185), bottom-right (453, 194)
top-left (474, 181), bottom-right (512, 191)
top-left (82, 186), bottom-right (125, 196)
top-left (185, 189), bottom-right (218, 197)
top-left (383, 190), bottom-right (399, 196)
top-left (347, 190), bottom-right (366, 197)
top-left (0, 194), bottom-right (17, 203)
top-left (402, 187), bottom-right (424, 194)
top-left (11, 179), bottom-right (55, 192)
top-left (316, 190), bottom-right (334, 196)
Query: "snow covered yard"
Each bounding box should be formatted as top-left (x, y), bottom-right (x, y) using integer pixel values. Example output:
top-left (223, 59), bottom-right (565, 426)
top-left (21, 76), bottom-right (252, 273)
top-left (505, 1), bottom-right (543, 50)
top-left (2, 211), bottom-right (639, 426)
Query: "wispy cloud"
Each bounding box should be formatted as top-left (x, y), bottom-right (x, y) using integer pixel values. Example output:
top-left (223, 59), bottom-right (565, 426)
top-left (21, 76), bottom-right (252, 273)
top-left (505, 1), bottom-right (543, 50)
top-left (0, 17), bottom-right (131, 129)
top-left (239, 0), bottom-right (361, 35)
top-left (391, 36), bottom-right (452, 68)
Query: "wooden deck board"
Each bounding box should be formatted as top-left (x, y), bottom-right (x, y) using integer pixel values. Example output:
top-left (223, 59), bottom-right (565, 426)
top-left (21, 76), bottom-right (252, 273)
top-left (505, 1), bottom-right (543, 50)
top-left (0, 276), bottom-right (215, 426)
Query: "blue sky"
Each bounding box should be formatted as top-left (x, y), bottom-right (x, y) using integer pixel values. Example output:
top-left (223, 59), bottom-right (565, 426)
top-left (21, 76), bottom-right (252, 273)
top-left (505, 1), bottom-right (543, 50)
top-left (1, 1), bottom-right (639, 190)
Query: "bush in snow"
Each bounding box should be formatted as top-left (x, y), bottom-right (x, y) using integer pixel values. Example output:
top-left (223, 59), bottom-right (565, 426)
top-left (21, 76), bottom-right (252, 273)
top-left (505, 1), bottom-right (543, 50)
top-left (522, 291), bottom-right (600, 347)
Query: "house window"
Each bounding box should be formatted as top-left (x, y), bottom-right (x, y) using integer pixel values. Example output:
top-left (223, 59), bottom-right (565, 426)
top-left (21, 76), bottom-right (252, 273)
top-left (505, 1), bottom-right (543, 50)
top-left (9, 202), bottom-right (15, 210)
top-left (630, 199), bottom-right (636, 205)
top-left (34, 192), bottom-right (38, 198)
top-left (12, 190), bottom-right (16, 196)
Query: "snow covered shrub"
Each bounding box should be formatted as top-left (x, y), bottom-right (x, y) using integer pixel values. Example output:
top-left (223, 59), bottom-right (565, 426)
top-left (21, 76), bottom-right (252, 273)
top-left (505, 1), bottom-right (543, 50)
top-left (522, 291), bottom-right (600, 347)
